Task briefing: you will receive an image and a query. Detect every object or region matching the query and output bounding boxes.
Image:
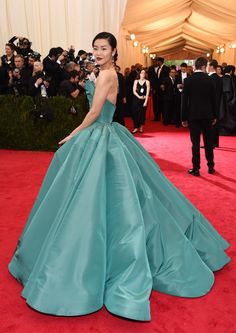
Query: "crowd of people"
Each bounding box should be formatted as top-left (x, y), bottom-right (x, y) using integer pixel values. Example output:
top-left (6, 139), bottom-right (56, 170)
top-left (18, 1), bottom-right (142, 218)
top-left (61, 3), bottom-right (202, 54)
top-left (0, 36), bottom-right (99, 99)
top-left (122, 58), bottom-right (236, 136)
top-left (0, 35), bottom-right (236, 136)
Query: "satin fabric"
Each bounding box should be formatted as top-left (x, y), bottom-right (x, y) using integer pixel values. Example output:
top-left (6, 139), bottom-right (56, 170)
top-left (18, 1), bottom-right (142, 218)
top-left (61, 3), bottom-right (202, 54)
top-left (9, 80), bottom-right (230, 321)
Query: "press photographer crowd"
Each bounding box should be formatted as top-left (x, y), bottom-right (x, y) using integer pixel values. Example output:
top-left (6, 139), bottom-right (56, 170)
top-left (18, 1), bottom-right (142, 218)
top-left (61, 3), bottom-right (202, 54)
top-left (0, 36), bottom-right (99, 99)
top-left (0, 36), bottom-right (236, 135)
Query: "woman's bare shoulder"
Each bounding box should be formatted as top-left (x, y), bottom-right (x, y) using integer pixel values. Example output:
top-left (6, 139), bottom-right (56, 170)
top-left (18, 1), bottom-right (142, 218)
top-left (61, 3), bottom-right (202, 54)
top-left (98, 69), bottom-right (116, 81)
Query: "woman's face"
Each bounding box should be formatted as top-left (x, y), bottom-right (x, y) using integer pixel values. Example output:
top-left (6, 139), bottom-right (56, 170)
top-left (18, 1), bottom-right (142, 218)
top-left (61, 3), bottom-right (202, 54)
top-left (93, 38), bottom-right (114, 66)
top-left (140, 70), bottom-right (146, 79)
top-left (5, 46), bottom-right (13, 56)
top-left (216, 66), bottom-right (222, 75)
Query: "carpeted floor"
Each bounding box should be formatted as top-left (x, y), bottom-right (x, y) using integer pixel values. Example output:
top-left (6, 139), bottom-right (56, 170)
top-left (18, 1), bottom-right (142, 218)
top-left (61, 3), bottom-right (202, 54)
top-left (0, 119), bottom-right (235, 333)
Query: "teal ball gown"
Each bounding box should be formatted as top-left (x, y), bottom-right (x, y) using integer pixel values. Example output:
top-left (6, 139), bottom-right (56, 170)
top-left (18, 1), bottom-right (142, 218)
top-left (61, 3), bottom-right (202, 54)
top-left (9, 80), bottom-right (230, 321)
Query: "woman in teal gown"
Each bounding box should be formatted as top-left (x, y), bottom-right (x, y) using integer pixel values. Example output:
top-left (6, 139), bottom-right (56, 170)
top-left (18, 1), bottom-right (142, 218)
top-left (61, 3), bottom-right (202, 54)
top-left (9, 32), bottom-right (230, 321)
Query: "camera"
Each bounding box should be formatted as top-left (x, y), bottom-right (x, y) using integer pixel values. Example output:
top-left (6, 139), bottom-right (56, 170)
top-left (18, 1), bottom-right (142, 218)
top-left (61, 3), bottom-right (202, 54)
top-left (28, 51), bottom-right (41, 61)
top-left (18, 38), bottom-right (31, 48)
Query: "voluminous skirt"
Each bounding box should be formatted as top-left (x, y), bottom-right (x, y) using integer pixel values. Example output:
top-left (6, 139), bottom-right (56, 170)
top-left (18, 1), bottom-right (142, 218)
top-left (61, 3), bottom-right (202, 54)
top-left (9, 121), bottom-right (230, 321)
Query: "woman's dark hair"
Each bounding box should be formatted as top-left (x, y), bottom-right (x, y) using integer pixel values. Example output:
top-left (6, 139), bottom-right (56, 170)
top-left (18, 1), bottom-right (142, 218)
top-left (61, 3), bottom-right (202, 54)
top-left (136, 69), bottom-right (147, 80)
top-left (92, 32), bottom-right (118, 62)
top-left (5, 43), bottom-right (15, 51)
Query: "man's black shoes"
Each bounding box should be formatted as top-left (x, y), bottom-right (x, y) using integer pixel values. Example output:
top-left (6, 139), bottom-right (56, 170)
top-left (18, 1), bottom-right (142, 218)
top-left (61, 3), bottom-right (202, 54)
top-left (208, 168), bottom-right (215, 174)
top-left (188, 169), bottom-right (200, 176)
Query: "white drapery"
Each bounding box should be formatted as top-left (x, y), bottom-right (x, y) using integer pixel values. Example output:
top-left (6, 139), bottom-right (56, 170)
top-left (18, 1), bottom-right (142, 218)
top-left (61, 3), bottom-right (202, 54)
top-left (0, 0), bottom-right (127, 60)
top-left (0, 0), bottom-right (236, 70)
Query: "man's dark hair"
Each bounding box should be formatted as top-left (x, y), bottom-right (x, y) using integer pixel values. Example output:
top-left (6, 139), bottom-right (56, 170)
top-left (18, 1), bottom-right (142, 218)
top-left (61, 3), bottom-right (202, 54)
top-left (180, 62), bottom-right (187, 68)
top-left (209, 59), bottom-right (218, 69)
top-left (157, 57), bottom-right (164, 63)
top-left (68, 70), bottom-right (79, 79)
top-left (224, 65), bottom-right (232, 74)
top-left (77, 50), bottom-right (87, 56)
top-left (195, 57), bottom-right (208, 70)
top-left (49, 47), bottom-right (59, 57)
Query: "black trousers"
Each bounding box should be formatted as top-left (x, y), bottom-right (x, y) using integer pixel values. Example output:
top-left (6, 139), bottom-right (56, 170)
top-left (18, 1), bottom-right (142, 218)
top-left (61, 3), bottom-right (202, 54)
top-left (212, 123), bottom-right (219, 147)
top-left (152, 91), bottom-right (158, 120)
top-left (132, 97), bottom-right (147, 128)
top-left (163, 98), bottom-right (175, 125)
top-left (189, 119), bottom-right (214, 170)
top-left (156, 92), bottom-right (164, 121)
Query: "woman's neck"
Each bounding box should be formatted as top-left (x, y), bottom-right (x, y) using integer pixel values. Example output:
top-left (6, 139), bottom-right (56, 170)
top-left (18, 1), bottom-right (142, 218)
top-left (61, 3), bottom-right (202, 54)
top-left (100, 60), bottom-right (114, 71)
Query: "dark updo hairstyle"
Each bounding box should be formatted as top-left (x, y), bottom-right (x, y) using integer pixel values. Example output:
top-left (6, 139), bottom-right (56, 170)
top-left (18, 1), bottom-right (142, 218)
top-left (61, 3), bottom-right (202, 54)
top-left (92, 32), bottom-right (118, 62)
top-left (5, 43), bottom-right (15, 51)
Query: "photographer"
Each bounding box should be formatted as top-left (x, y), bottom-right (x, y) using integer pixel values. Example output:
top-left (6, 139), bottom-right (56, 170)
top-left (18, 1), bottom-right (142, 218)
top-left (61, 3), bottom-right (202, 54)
top-left (75, 50), bottom-right (87, 67)
top-left (8, 36), bottom-right (34, 65)
top-left (43, 47), bottom-right (67, 91)
top-left (8, 54), bottom-right (31, 95)
top-left (1, 43), bottom-right (15, 71)
top-left (28, 51), bottom-right (41, 74)
top-left (58, 70), bottom-right (81, 99)
top-left (28, 61), bottom-right (56, 97)
top-left (67, 45), bottom-right (76, 62)
top-left (83, 62), bottom-right (97, 82)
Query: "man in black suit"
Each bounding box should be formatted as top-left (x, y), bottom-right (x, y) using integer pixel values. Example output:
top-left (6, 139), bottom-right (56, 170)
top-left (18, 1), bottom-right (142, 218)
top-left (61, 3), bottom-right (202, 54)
top-left (156, 57), bottom-right (169, 121)
top-left (162, 68), bottom-right (177, 125)
top-left (43, 47), bottom-right (65, 91)
top-left (175, 63), bottom-right (189, 127)
top-left (182, 57), bottom-right (217, 176)
top-left (148, 58), bottom-right (158, 120)
top-left (208, 60), bottom-right (223, 147)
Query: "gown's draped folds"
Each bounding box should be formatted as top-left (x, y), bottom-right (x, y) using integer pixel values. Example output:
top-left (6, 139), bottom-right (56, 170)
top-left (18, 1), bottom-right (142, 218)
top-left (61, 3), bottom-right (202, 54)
top-left (9, 80), bottom-right (230, 321)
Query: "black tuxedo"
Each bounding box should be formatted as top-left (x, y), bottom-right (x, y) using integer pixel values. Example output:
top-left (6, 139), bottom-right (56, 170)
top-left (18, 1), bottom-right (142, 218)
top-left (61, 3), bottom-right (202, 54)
top-left (43, 56), bottom-right (64, 90)
top-left (175, 72), bottom-right (189, 126)
top-left (182, 71), bottom-right (217, 170)
top-left (157, 65), bottom-right (170, 85)
top-left (156, 65), bottom-right (170, 121)
top-left (162, 76), bottom-right (177, 125)
top-left (148, 65), bottom-right (158, 120)
top-left (182, 72), bottom-right (216, 121)
top-left (124, 69), bottom-right (139, 117)
top-left (219, 74), bottom-right (236, 135)
top-left (28, 75), bottom-right (56, 97)
top-left (209, 73), bottom-right (223, 146)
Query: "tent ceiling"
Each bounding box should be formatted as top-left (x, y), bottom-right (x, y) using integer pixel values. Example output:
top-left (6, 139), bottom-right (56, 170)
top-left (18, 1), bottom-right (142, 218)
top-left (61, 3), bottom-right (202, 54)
top-left (122, 0), bottom-right (236, 57)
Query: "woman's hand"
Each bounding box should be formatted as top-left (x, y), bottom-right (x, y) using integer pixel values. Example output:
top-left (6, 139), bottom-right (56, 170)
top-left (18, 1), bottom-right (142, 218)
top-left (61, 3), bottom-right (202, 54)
top-left (58, 134), bottom-right (73, 146)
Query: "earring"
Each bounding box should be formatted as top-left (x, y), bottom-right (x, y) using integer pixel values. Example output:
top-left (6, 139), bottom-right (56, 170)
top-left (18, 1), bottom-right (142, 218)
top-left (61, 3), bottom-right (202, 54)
top-left (112, 53), bottom-right (115, 62)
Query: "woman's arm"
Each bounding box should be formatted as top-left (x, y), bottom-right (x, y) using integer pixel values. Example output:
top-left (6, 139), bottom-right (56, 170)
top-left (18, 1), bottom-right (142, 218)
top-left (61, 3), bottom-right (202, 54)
top-left (59, 71), bottom-right (112, 145)
top-left (143, 80), bottom-right (150, 107)
top-left (133, 80), bottom-right (142, 99)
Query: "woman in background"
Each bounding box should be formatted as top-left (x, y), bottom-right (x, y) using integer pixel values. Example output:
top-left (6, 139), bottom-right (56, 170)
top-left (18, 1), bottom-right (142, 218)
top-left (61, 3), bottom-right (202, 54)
top-left (132, 69), bottom-right (150, 133)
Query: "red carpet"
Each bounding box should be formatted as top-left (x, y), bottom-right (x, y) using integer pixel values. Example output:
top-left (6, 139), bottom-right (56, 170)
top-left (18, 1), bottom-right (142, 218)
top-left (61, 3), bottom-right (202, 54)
top-left (0, 119), bottom-right (236, 333)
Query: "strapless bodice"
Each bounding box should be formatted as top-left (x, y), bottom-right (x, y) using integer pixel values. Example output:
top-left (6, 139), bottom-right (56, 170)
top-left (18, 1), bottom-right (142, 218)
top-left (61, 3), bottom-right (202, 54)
top-left (85, 80), bottom-right (116, 124)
